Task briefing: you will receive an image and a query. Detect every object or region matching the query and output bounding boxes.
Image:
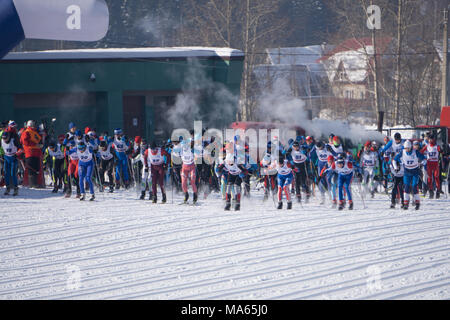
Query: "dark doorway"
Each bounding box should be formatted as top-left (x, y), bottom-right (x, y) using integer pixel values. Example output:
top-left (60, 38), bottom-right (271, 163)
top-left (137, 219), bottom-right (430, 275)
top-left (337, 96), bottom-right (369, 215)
top-left (123, 96), bottom-right (144, 138)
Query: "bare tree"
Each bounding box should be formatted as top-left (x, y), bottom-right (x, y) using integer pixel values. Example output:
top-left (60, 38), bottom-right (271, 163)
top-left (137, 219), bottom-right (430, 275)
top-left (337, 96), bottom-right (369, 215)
top-left (182, 0), bottom-right (289, 121)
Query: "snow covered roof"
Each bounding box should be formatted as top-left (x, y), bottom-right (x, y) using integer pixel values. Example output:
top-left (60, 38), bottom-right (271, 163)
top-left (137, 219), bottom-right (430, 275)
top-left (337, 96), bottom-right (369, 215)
top-left (266, 45), bottom-right (334, 66)
top-left (2, 47), bottom-right (245, 61)
top-left (318, 37), bottom-right (393, 83)
top-left (433, 39), bottom-right (450, 62)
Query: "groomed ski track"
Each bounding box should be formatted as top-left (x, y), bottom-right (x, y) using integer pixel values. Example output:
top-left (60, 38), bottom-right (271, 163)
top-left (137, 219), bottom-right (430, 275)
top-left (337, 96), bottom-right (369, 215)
top-left (0, 188), bottom-right (449, 300)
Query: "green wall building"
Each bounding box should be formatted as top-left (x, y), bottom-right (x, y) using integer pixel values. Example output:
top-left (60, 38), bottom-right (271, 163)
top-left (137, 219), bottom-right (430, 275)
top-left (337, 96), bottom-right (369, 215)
top-left (0, 47), bottom-right (244, 140)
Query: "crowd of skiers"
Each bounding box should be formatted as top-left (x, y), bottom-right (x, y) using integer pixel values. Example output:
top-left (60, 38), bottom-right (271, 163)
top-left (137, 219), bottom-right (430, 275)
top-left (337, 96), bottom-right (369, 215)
top-left (1, 119), bottom-right (449, 211)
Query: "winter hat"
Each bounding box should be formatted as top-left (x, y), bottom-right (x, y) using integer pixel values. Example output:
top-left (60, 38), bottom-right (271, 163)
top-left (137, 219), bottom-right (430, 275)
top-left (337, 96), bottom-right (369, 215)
top-left (69, 122), bottom-right (76, 130)
top-left (8, 120), bottom-right (16, 127)
top-left (333, 136), bottom-right (340, 146)
top-left (327, 155), bottom-right (335, 162)
top-left (135, 136), bottom-right (142, 144)
top-left (404, 140), bottom-right (412, 149)
top-left (27, 120), bottom-right (36, 128)
top-left (364, 140), bottom-right (371, 148)
top-left (114, 128), bottom-right (123, 135)
top-left (394, 132), bottom-right (401, 140)
top-left (75, 130), bottom-right (82, 137)
top-left (85, 127), bottom-right (92, 134)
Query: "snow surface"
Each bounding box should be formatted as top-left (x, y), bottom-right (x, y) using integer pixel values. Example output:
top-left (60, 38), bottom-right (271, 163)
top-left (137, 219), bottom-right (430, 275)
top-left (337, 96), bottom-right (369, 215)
top-left (1, 185), bottom-right (450, 300)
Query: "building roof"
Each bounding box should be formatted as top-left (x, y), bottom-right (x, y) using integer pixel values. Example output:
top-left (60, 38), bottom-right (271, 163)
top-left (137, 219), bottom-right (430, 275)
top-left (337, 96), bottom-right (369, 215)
top-left (2, 47), bottom-right (244, 61)
top-left (317, 37), bottom-right (393, 62)
top-left (318, 37), bottom-right (393, 83)
top-left (433, 39), bottom-right (450, 62)
top-left (266, 45), bottom-right (334, 66)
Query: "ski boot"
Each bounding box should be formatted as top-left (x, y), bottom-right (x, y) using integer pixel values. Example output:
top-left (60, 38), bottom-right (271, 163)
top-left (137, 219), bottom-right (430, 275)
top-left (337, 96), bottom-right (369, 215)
top-left (319, 195), bottom-right (325, 205)
top-left (140, 191), bottom-right (146, 200)
top-left (162, 193), bottom-right (167, 204)
top-left (415, 201), bottom-right (420, 210)
top-left (225, 196), bottom-right (231, 211)
top-left (403, 200), bottom-right (409, 210)
top-left (287, 201), bottom-right (292, 210)
top-left (296, 195), bottom-right (302, 203)
top-left (184, 192), bottom-right (189, 204)
top-left (348, 201), bottom-right (353, 210)
top-left (305, 194), bottom-right (310, 204)
top-left (277, 201), bottom-right (283, 210)
top-left (234, 202), bottom-right (240, 211)
top-left (338, 201), bottom-right (345, 211)
top-left (152, 194), bottom-right (157, 204)
top-left (371, 191), bottom-right (375, 199)
top-left (109, 185), bottom-right (114, 193)
top-left (331, 200), bottom-right (337, 209)
top-left (390, 201), bottom-right (396, 209)
top-left (4, 187), bottom-right (10, 196)
top-left (436, 191), bottom-right (441, 199)
top-left (429, 190), bottom-right (434, 199)
top-left (65, 192), bottom-right (71, 198)
top-left (115, 183), bottom-right (121, 190)
top-left (80, 193), bottom-right (86, 201)
top-left (89, 194), bottom-right (95, 201)
top-left (99, 185), bottom-right (104, 193)
top-left (263, 192), bottom-right (269, 202)
top-left (193, 193), bottom-right (198, 204)
top-left (52, 186), bottom-right (58, 193)
top-left (76, 193), bottom-right (81, 199)
top-left (13, 187), bottom-right (18, 196)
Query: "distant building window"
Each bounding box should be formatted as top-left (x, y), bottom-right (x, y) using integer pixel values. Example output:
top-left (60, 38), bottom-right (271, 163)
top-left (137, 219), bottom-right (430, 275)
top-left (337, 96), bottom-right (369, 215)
top-left (360, 92), bottom-right (365, 99)
top-left (345, 90), bottom-right (354, 99)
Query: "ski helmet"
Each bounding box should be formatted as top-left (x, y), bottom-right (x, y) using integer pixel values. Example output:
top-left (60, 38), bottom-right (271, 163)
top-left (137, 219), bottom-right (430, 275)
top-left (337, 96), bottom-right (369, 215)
top-left (99, 140), bottom-right (107, 149)
top-left (394, 132), bottom-right (401, 141)
top-left (317, 141), bottom-right (324, 149)
top-left (75, 130), bottom-right (82, 137)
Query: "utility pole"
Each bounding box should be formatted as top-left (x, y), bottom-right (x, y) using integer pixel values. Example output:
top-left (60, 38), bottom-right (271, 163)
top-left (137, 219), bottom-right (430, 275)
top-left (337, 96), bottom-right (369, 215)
top-left (394, 0), bottom-right (402, 126)
top-left (371, 3), bottom-right (381, 132)
top-left (442, 5), bottom-right (449, 109)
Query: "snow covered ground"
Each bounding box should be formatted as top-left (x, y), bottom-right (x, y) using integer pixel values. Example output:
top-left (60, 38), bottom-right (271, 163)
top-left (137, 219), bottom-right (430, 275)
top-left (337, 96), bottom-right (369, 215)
top-left (1, 186), bottom-right (450, 300)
